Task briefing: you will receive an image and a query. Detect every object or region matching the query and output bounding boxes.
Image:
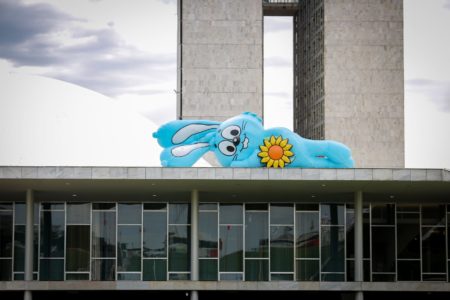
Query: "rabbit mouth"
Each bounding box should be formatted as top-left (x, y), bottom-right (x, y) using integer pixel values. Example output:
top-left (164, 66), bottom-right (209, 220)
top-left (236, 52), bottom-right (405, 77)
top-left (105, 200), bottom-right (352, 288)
top-left (241, 137), bottom-right (249, 150)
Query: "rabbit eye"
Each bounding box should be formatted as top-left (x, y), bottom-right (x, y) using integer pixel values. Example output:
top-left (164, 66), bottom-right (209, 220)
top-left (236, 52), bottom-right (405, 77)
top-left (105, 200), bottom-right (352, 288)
top-left (221, 125), bottom-right (241, 139)
top-left (218, 140), bottom-right (236, 156)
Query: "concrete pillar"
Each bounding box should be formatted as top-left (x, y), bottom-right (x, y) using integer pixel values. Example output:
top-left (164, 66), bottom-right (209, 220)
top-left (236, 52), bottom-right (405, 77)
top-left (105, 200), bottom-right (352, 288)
top-left (190, 189), bottom-right (199, 300)
top-left (354, 190), bottom-right (363, 300)
top-left (24, 189), bottom-right (34, 300)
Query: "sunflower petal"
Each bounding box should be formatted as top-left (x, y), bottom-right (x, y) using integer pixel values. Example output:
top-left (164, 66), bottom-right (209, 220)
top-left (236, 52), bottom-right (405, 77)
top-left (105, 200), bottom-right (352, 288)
top-left (264, 139), bottom-right (271, 148)
top-left (282, 155), bottom-right (291, 163)
top-left (270, 136), bottom-right (276, 145)
top-left (283, 144), bottom-right (292, 151)
top-left (280, 138), bottom-right (288, 147)
top-left (267, 159), bottom-right (274, 168)
top-left (261, 157), bottom-right (270, 163)
top-left (258, 152), bottom-right (268, 157)
top-left (273, 160), bottom-right (279, 168)
top-left (275, 136), bottom-right (282, 145)
top-left (279, 160), bottom-right (285, 168)
top-left (284, 150), bottom-right (294, 157)
top-left (259, 145), bottom-right (268, 152)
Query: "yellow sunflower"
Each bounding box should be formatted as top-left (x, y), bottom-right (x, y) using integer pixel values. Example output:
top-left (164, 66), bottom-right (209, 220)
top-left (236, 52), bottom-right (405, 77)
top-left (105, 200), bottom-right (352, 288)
top-left (258, 135), bottom-right (294, 168)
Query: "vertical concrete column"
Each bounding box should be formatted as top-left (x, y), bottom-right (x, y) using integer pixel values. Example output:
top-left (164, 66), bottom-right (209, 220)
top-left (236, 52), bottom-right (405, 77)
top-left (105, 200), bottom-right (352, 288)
top-left (24, 189), bottom-right (34, 300)
top-left (354, 190), bottom-right (363, 300)
top-left (190, 189), bottom-right (199, 300)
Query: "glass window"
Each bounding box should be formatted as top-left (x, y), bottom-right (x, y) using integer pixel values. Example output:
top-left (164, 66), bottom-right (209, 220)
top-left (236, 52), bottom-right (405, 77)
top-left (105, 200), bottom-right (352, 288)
top-left (270, 226), bottom-right (293, 272)
top-left (168, 225), bottom-right (190, 272)
top-left (41, 203), bottom-right (64, 210)
top-left (14, 202), bottom-right (26, 225)
top-left (245, 212), bottom-right (268, 258)
top-left (245, 259), bottom-right (268, 281)
top-left (168, 273), bottom-right (190, 280)
top-left (66, 225), bottom-right (90, 272)
top-left (371, 203), bottom-right (395, 225)
top-left (0, 259), bottom-right (12, 280)
top-left (40, 259), bottom-right (64, 280)
top-left (396, 214), bottom-right (420, 259)
top-left (199, 259), bottom-right (217, 281)
top-left (66, 273), bottom-right (89, 280)
top-left (321, 273), bottom-right (345, 281)
top-left (397, 204), bottom-right (419, 213)
top-left (320, 204), bottom-right (344, 225)
top-left (422, 227), bottom-right (446, 273)
top-left (372, 274), bottom-right (395, 282)
top-left (363, 212), bottom-right (370, 259)
top-left (220, 273), bottom-right (242, 281)
top-left (270, 204), bottom-right (293, 225)
top-left (422, 204), bottom-right (446, 226)
top-left (0, 203), bottom-right (12, 210)
top-left (199, 211), bottom-right (218, 258)
top-left (92, 203), bottom-right (115, 210)
top-left (364, 260), bottom-right (370, 282)
top-left (118, 203), bottom-right (142, 224)
top-left (246, 203), bottom-right (268, 211)
top-left (397, 260), bottom-right (420, 281)
top-left (321, 226), bottom-right (345, 273)
top-left (143, 211), bottom-right (167, 257)
top-left (271, 273), bottom-right (293, 281)
top-left (422, 274), bottom-right (447, 281)
top-left (199, 203), bottom-right (217, 211)
top-left (220, 204), bottom-right (242, 224)
top-left (169, 203), bottom-right (189, 224)
top-left (346, 211), bottom-right (354, 259)
top-left (67, 203), bottom-right (90, 224)
top-left (143, 259), bottom-right (167, 281)
top-left (14, 225), bottom-right (38, 272)
top-left (297, 259), bottom-right (320, 281)
top-left (40, 210), bottom-right (65, 258)
top-left (296, 212), bottom-right (319, 258)
top-left (117, 225), bottom-right (141, 272)
top-left (371, 227), bottom-right (395, 272)
top-left (0, 211), bottom-right (13, 257)
top-left (117, 273), bottom-right (140, 280)
top-left (143, 212), bottom-right (167, 258)
top-left (14, 202), bottom-right (39, 225)
top-left (92, 211), bottom-right (116, 258)
top-left (347, 259), bottom-right (354, 281)
top-left (91, 259), bottom-right (115, 281)
top-left (296, 204), bottom-right (319, 211)
top-left (144, 203), bottom-right (166, 211)
top-left (219, 225), bottom-right (243, 272)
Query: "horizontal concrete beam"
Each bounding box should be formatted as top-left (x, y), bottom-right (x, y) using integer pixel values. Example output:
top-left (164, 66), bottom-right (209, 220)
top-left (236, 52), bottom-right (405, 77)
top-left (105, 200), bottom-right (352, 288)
top-left (1, 281), bottom-right (449, 292)
top-left (0, 167), bottom-right (448, 182)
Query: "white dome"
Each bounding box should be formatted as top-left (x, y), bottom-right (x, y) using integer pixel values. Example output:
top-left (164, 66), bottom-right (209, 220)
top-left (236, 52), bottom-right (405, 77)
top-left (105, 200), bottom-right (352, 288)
top-left (0, 71), bottom-right (168, 167)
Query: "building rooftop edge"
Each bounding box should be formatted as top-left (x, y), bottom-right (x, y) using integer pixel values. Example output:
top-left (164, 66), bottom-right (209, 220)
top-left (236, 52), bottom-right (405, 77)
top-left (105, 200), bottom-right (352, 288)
top-left (0, 166), bottom-right (449, 182)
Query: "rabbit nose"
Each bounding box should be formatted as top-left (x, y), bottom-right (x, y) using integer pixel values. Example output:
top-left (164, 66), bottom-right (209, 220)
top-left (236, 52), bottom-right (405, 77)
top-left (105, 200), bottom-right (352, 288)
top-left (232, 136), bottom-right (240, 146)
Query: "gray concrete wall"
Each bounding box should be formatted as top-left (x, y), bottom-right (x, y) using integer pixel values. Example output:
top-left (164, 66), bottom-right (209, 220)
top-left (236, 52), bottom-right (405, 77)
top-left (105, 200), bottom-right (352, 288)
top-left (179, 0), bottom-right (263, 121)
top-left (323, 0), bottom-right (405, 168)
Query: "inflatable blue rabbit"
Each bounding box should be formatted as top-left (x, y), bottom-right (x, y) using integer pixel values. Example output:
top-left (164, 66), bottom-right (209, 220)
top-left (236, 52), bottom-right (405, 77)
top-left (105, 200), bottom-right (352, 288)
top-left (153, 112), bottom-right (354, 168)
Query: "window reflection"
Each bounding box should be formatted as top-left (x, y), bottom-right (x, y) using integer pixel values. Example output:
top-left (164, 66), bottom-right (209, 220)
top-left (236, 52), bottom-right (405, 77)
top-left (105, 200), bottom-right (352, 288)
top-left (245, 212), bottom-right (268, 258)
top-left (219, 225), bottom-right (243, 272)
top-left (92, 211), bottom-right (116, 258)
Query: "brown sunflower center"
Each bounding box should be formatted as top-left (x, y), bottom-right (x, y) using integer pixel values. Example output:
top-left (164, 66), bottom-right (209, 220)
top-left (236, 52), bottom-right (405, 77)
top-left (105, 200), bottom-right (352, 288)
top-left (268, 145), bottom-right (283, 160)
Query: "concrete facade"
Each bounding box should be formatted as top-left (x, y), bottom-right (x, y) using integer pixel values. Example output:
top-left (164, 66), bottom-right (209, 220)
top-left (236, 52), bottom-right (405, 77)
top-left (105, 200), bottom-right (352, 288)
top-left (322, 0), bottom-right (405, 168)
top-left (293, 0), bottom-right (405, 168)
top-left (178, 0), bottom-right (263, 121)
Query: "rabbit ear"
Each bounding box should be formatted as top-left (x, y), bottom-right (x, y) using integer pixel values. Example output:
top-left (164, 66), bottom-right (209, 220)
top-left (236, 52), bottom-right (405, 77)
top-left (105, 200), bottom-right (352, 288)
top-left (160, 142), bottom-right (211, 167)
top-left (153, 120), bottom-right (220, 148)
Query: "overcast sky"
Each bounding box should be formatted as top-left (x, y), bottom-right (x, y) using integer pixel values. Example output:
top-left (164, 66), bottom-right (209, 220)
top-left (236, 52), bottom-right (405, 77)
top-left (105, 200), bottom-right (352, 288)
top-left (0, 0), bottom-right (449, 169)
